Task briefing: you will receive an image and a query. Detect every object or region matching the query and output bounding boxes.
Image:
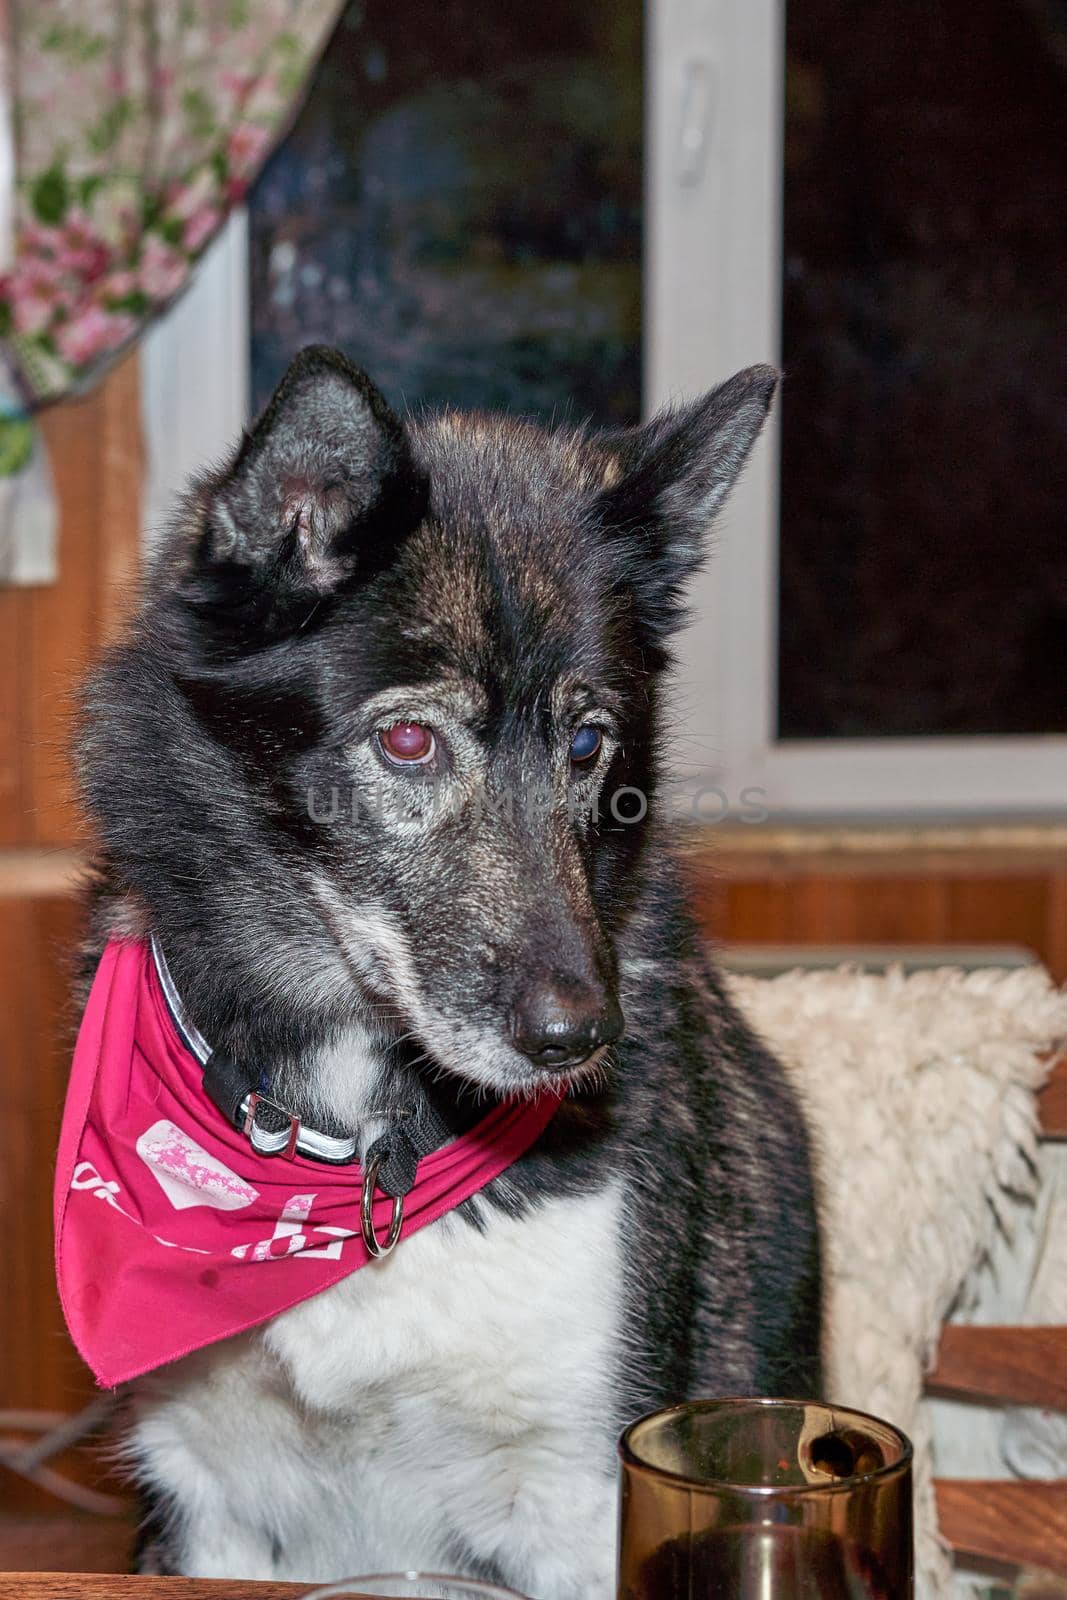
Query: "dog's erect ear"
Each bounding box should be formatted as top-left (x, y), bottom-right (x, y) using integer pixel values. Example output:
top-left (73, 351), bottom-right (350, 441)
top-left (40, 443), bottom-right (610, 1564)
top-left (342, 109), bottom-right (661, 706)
top-left (594, 364), bottom-right (778, 637)
top-left (190, 346), bottom-right (425, 617)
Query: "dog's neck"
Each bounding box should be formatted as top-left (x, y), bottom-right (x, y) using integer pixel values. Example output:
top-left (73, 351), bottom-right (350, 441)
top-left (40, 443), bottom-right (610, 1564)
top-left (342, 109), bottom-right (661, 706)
top-left (151, 930), bottom-right (484, 1159)
top-left (264, 1026), bottom-right (489, 1165)
top-left (278, 1021), bottom-right (391, 1147)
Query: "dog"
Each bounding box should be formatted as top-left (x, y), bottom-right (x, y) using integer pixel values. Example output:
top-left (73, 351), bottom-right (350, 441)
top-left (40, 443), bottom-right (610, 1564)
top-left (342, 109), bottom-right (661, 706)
top-left (74, 346), bottom-right (821, 1594)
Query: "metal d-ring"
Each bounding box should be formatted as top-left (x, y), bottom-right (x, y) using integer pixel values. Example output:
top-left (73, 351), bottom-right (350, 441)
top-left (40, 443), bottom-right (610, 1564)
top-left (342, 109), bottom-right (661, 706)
top-left (360, 1150), bottom-right (404, 1259)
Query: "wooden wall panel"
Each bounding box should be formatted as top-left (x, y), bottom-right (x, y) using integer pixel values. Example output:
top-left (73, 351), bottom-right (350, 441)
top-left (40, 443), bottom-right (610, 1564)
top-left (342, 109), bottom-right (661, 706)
top-left (1, 888), bottom-right (100, 1513)
top-left (691, 834), bottom-right (1067, 983)
top-left (781, 876), bottom-right (951, 946)
top-left (0, 594), bottom-right (31, 849)
top-left (1047, 873), bottom-right (1067, 986)
top-left (1, 356), bottom-right (143, 1515)
top-left (0, 354), bottom-right (143, 851)
top-left (3, 891), bottom-right (85, 1405)
top-left (945, 877), bottom-right (1052, 956)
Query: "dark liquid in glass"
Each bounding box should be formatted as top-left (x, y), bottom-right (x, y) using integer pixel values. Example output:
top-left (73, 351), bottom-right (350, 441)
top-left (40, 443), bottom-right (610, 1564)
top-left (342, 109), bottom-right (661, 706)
top-left (631, 1524), bottom-right (890, 1600)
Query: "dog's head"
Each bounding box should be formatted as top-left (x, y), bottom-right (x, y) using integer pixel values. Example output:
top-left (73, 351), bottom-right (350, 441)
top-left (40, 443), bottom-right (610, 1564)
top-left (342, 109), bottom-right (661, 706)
top-left (85, 347), bottom-right (774, 1096)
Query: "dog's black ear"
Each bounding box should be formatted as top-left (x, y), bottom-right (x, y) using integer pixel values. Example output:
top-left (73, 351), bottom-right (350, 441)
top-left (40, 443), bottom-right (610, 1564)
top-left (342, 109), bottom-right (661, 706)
top-left (189, 346), bottom-right (425, 621)
top-left (594, 365), bottom-right (777, 637)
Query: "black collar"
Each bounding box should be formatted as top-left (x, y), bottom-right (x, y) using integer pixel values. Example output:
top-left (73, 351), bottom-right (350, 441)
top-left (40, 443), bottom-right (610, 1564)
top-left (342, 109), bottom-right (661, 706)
top-left (149, 935), bottom-right (474, 1207)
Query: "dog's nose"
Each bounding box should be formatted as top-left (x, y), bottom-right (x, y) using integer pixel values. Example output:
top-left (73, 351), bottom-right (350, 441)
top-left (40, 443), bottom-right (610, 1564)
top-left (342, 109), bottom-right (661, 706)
top-left (510, 974), bottom-right (624, 1071)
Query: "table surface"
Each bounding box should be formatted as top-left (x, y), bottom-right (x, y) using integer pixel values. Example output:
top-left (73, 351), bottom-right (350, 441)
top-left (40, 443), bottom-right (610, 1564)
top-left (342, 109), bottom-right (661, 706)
top-left (0, 1580), bottom-right (332, 1599)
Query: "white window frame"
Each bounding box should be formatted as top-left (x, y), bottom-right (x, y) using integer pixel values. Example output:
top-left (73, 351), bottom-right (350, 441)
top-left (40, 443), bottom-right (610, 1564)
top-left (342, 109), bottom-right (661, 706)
top-left (648, 0), bottom-right (1067, 817)
top-left (141, 210), bottom-right (250, 548)
top-left (144, 2), bottom-right (1067, 817)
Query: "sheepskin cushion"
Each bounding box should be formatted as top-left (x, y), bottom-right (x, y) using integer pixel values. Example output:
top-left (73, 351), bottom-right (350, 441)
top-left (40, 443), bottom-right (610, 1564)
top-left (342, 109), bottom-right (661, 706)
top-left (727, 963), bottom-right (1067, 1599)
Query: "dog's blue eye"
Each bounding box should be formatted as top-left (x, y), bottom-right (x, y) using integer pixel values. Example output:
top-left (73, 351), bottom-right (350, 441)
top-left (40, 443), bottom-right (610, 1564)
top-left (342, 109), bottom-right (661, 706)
top-left (570, 725), bottom-right (602, 764)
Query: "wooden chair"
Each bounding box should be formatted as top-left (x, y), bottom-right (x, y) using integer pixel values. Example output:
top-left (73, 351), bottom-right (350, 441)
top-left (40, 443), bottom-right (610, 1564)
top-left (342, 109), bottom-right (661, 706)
top-left (720, 943), bottom-right (1067, 1586)
top-left (928, 1054), bottom-right (1067, 1580)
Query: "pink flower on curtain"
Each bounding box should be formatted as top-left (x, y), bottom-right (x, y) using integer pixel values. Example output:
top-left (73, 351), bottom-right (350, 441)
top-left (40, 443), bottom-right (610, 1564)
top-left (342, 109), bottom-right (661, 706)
top-left (137, 237), bottom-right (188, 302)
top-left (183, 206), bottom-right (223, 255)
top-left (228, 123), bottom-right (274, 174)
top-left (54, 305), bottom-right (137, 366)
top-left (11, 267), bottom-right (57, 336)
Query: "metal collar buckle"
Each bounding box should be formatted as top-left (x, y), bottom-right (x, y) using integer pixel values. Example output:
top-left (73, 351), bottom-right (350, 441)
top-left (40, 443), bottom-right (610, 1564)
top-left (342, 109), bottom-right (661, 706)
top-left (360, 1149), bottom-right (404, 1259)
top-left (244, 1090), bottom-right (301, 1160)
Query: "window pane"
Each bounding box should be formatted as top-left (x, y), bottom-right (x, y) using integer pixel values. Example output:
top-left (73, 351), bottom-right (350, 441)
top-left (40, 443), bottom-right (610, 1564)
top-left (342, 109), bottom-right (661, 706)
top-left (248, 0), bottom-right (643, 426)
top-left (777, 1), bottom-right (1067, 739)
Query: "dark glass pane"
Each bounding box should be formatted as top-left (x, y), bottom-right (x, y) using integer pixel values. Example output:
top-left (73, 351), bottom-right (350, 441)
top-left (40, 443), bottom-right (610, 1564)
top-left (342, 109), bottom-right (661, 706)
top-left (778, 1), bottom-right (1067, 738)
top-left (248, 0), bottom-right (642, 425)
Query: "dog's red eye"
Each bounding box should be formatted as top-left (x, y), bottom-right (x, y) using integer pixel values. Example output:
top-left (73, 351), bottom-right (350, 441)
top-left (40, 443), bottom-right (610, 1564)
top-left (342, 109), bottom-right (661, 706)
top-left (378, 722), bottom-right (436, 766)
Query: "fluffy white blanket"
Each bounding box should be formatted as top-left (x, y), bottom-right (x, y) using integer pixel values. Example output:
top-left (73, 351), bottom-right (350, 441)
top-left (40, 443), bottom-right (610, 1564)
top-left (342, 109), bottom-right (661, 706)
top-left (728, 964), bottom-right (1067, 1599)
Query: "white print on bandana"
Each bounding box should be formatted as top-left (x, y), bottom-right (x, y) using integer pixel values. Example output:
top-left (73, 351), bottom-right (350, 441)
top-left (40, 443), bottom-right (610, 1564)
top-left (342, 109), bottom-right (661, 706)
top-left (135, 1119), bottom-right (259, 1212)
top-left (71, 1160), bottom-right (210, 1254)
top-left (231, 1192), bottom-right (356, 1263)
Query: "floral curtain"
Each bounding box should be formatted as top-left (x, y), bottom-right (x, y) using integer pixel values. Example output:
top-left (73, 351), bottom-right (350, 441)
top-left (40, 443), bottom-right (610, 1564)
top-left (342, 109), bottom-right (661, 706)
top-left (0, 0), bottom-right (345, 582)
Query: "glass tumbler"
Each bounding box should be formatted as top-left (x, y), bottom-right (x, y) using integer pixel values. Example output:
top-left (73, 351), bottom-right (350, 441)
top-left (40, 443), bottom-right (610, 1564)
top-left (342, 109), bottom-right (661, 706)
top-left (618, 1398), bottom-right (913, 1599)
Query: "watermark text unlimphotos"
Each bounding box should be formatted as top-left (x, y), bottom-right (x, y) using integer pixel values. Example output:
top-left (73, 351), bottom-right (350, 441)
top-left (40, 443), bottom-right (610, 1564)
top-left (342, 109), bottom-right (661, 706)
top-left (306, 779), bottom-right (769, 829)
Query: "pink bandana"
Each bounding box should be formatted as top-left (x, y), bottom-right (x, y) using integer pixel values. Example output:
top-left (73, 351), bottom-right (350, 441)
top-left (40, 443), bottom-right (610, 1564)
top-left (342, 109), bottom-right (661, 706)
top-left (55, 938), bottom-right (562, 1388)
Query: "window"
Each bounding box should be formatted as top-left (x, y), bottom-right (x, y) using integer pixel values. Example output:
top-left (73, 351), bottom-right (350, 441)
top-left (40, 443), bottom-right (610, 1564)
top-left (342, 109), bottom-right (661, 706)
top-left (248, 0), bottom-right (643, 427)
top-left (667, 0), bottom-right (1067, 815)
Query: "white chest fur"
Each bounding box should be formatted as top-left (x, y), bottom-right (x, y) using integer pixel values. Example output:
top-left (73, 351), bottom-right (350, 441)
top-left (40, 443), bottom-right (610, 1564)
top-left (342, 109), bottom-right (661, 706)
top-left (130, 1182), bottom-right (625, 1597)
